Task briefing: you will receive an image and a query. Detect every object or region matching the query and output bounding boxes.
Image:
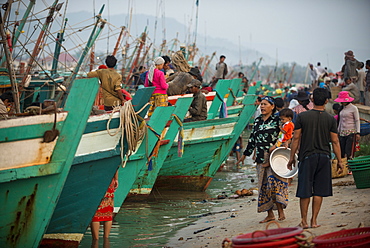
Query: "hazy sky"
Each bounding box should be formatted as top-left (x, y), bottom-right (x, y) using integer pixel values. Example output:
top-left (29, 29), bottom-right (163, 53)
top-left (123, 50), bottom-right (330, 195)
top-left (34, 0), bottom-right (370, 71)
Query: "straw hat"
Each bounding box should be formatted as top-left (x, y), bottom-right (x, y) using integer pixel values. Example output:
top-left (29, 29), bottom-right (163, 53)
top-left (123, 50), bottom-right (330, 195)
top-left (334, 91), bottom-right (354, 103)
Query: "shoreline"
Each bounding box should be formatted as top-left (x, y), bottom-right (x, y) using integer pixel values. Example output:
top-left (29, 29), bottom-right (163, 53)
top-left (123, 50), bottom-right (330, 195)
top-left (166, 175), bottom-right (370, 248)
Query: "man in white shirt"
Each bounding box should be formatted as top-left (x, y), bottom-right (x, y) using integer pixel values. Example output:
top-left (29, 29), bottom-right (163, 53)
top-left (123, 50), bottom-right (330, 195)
top-left (316, 62), bottom-right (326, 75)
top-left (309, 64), bottom-right (320, 89)
top-left (211, 55), bottom-right (228, 89)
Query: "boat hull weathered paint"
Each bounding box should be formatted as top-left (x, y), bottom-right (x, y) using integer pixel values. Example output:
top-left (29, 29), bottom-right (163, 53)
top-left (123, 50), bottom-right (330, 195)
top-left (41, 88), bottom-right (155, 247)
top-left (128, 97), bottom-right (193, 199)
top-left (113, 105), bottom-right (176, 213)
top-left (154, 94), bottom-right (257, 192)
top-left (0, 78), bottom-right (99, 248)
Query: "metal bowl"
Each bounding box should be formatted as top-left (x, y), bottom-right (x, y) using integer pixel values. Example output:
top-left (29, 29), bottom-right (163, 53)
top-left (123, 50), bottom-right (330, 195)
top-left (269, 147), bottom-right (298, 178)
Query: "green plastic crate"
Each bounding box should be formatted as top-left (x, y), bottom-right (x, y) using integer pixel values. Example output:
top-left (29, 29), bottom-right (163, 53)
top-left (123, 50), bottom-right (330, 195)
top-left (351, 166), bottom-right (370, 189)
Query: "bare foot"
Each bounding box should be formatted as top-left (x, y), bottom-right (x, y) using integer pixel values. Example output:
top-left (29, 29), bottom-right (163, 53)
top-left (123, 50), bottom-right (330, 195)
top-left (311, 218), bottom-right (321, 228)
top-left (278, 216), bottom-right (286, 221)
top-left (297, 222), bottom-right (309, 229)
top-left (259, 217), bottom-right (275, 223)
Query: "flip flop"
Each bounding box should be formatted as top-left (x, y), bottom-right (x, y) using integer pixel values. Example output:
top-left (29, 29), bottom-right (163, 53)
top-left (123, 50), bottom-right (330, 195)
top-left (259, 217), bottom-right (275, 223)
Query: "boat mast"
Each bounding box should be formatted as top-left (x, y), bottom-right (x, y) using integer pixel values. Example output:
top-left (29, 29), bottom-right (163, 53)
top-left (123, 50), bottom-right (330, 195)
top-left (57, 4), bottom-right (105, 106)
top-left (201, 51), bottom-right (215, 77)
top-left (286, 63), bottom-right (296, 85)
top-left (21, 0), bottom-right (60, 85)
top-left (51, 18), bottom-right (68, 77)
top-left (0, 0), bottom-right (35, 67)
top-left (112, 26), bottom-right (125, 56)
top-left (0, 0), bottom-right (20, 113)
top-left (125, 31), bottom-right (146, 85)
top-left (249, 57), bottom-right (262, 82)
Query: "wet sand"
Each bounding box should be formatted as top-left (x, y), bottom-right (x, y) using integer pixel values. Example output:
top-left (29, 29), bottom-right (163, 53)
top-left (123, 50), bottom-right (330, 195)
top-left (166, 175), bottom-right (370, 248)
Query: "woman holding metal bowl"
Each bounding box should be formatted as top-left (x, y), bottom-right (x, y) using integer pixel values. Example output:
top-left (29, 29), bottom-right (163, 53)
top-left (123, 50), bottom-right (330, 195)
top-left (237, 96), bottom-right (289, 223)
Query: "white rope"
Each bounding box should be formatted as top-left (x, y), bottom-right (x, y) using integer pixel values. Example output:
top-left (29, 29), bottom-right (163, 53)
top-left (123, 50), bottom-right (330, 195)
top-left (106, 100), bottom-right (149, 167)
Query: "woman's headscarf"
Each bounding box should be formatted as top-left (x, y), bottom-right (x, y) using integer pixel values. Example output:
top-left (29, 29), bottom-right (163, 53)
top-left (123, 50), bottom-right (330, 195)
top-left (148, 57), bottom-right (165, 82)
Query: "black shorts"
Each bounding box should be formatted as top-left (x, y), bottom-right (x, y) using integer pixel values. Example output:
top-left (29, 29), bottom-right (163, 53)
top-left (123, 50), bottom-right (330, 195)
top-left (296, 153), bottom-right (332, 198)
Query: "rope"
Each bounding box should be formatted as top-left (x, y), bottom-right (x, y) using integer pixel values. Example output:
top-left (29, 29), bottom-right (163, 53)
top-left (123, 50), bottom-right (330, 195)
top-left (145, 122), bottom-right (163, 171)
top-left (172, 50), bottom-right (190, 72)
top-left (106, 100), bottom-right (147, 167)
top-left (172, 114), bottom-right (184, 157)
top-left (228, 87), bottom-right (238, 106)
top-left (215, 90), bottom-right (228, 118)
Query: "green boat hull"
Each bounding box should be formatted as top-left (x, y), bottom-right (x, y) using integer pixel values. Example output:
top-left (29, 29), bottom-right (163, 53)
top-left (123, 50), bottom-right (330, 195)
top-left (113, 105), bottom-right (176, 212)
top-left (0, 78), bottom-right (99, 247)
top-left (154, 94), bottom-right (257, 192)
top-left (128, 97), bottom-right (193, 198)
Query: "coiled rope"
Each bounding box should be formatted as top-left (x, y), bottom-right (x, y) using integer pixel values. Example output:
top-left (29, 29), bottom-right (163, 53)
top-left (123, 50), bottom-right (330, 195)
top-left (106, 101), bottom-right (150, 167)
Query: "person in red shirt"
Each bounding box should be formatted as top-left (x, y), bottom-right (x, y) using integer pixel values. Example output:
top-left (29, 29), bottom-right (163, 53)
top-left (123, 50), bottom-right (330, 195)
top-left (274, 108), bottom-right (295, 149)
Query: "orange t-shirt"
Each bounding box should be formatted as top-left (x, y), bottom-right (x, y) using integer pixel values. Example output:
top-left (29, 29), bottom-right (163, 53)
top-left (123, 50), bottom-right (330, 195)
top-left (281, 121), bottom-right (294, 142)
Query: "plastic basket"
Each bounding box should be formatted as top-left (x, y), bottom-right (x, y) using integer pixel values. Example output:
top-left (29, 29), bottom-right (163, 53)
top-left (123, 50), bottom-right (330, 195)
top-left (348, 155), bottom-right (370, 164)
top-left (231, 237), bottom-right (299, 247)
top-left (312, 227), bottom-right (370, 247)
top-left (232, 221), bottom-right (303, 245)
top-left (350, 166), bottom-right (370, 189)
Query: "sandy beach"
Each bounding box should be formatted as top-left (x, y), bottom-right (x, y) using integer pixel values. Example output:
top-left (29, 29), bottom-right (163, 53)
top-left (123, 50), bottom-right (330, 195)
top-left (166, 174), bottom-right (370, 248)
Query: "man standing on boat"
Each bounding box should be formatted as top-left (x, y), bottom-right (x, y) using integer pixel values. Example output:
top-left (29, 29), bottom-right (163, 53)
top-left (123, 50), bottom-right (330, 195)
top-left (211, 55), bottom-right (228, 89)
top-left (185, 79), bottom-right (207, 122)
top-left (87, 55), bottom-right (126, 111)
top-left (309, 64), bottom-right (320, 89)
top-left (287, 88), bottom-right (343, 229)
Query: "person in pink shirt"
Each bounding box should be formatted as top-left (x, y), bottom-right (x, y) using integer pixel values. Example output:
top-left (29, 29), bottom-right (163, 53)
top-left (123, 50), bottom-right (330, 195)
top-left (334, 91), bottom-right (360, 159)
top-left (145, 57), bottom-right (168, 116)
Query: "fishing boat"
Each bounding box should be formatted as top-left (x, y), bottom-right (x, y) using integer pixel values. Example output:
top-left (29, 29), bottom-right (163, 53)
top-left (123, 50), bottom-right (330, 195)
top-left (0, 77), bottom-right (100, 248)
top-left (126, 78), bottom-right (257, 197)
top-left (153, 78), bottom-right (258, 192)
top-left (117, 97), bottom-right (193, 203)
top-left (111, 97), bottom-right (193, 214)
top-left (40, 87), bottom-right (156, 247)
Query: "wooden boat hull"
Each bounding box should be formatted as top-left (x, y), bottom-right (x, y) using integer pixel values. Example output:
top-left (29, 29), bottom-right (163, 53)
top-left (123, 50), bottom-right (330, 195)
top-left (41, 88), bottom-right (156, 246)
top-left (0, 78), bottom-right (99, 248)
top-left (128, 97), bottom-right (193, 199)
top-left (155, 95), bottom-right (257, 192)
top-left (129, 79), bottom-right (257, 195)
top-left (113, 106), bottom-right (176, 213)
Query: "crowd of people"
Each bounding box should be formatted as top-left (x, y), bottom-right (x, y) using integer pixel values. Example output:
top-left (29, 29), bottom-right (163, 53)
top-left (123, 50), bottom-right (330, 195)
top-left (232, 50), bottom-right (369, 229)
top-left (1, 49), bottom-right (369, 236)
top-left (308, 51), bottom-right (370, 106)
top-left (237, 88), bottom-right (345, 229)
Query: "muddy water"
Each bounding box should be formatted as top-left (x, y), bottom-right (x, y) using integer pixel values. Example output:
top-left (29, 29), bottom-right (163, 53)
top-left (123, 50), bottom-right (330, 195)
top-left (80, 134), bottom-right (256, 248)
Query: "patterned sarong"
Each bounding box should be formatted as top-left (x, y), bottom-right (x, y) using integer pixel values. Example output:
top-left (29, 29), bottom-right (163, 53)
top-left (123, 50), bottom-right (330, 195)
top-left (256, 164), bottom-right (288, 213)
top-left (92, 180), bottom-right (115, 222)
top-left (148, 93), bottom-right (168, 117)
